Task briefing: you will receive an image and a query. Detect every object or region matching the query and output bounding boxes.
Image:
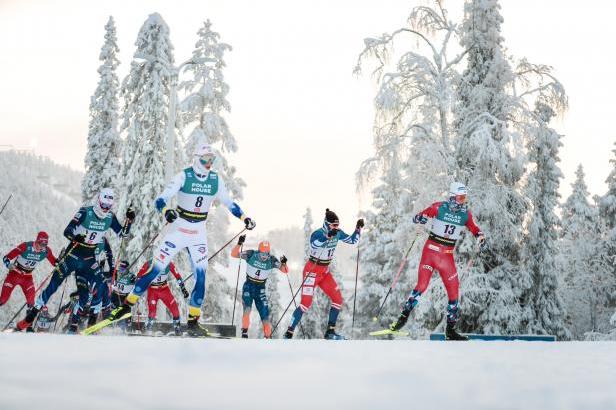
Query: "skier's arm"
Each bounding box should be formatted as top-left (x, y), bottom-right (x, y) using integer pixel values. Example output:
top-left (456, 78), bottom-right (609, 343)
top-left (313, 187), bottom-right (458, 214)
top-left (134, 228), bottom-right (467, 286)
top-left (310, 230), bottom-right (329, 250)
top-left (110, 212), bottom-right (132, 238)
top-left (169, 262), bottom-right (182, 281)
top-left (339, 228), bottom-right (360, 245)
top-left (155, 172), bottom-right (185, 214)
top-left (274, 256), bottom-right (289, 274)
top-left (136, 261), bottom-right (150, 278)
top-left (45, 247), bottom-right (57, 266)
top-left (102, 238), bottom-right (114, 270)
top-left (413, 202), bottom-right (440, 224)
top-left (466, 211), bottom-right (486, 250)
top-left (64, 208), bottom-right (88, 242)
top-left (3, 242), bottom-right (27, 268)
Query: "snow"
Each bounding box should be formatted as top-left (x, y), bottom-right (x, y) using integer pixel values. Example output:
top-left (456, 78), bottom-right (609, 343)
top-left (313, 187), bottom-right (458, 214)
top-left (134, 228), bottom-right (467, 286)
top-left (1, 334), bottom-right (614, 410)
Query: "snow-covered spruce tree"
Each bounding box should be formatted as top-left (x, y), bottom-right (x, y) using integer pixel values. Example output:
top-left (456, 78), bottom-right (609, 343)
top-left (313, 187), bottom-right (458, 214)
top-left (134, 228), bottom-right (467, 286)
top-left (452, 0), bottom-right (530, 335)
top-left (559, 165), bottom-right (612, 338)
top-left (520, 102), bottom-right (569, 339)
top-left (263, 269), bottom-right (282, 338)
top-left (82, 16), bottom-right (121, 202)
top-left (599, 141), bottom-right (616, 229)
top-left (118, 13), bottom-right (175, 269)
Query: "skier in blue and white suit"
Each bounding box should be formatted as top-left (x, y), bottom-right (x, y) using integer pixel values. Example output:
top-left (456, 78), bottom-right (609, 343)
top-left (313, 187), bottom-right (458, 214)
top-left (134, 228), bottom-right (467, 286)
top-left (112, 144), bottom-right (255, 336)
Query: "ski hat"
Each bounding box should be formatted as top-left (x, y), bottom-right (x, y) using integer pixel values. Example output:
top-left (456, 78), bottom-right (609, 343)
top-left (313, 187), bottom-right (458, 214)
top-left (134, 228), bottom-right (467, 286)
top-left (193, 143), bottom-right (216, 175)
top-left (325, 208), bottom-right (339, 225)
top-left (35, 231), bottom-right (49, 247)
top-left (94, 188), bottom-right (114, 219)
top-left (449, 182), bottom-right (467, 197)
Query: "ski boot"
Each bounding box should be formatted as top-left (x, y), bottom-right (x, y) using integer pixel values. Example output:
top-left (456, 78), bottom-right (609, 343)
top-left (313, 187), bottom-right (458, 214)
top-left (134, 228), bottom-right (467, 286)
top-left (186, 315), bottom-right (209, 337)
top-left (390, 309), bottom-right (410, 332)
top-left (324, 325), bottom-right (346, 340)
top-left (15, 305), bottom-right (40, 332)
top-left (283, 327), bottom-right (294, 339)
top-left (108, 303), bottom-right (132, 322)
top-left (87, 312), bottom-right (98, 328)
top-left (101, 305), bottom-right (113, 320)
top-left (145, 318), bottom-right (154, 335)
top-left (173, 319), bottom-right (182, 336)
top-left (445, 322), bottom-right (468, 341)
top-left (241, 328), bottom-right (248, 339)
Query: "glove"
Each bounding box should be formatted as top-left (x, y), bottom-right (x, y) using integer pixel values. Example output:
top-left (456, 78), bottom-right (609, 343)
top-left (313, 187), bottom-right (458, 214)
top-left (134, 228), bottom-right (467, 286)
top-left (238, 235), bottom-right (246, 246)
top-left (244, 217), bottom-right (256, 230)
top-left (356, 219), bottom-right (365, 230)
top-left (74, 233), bottom-right (87, 244)
top-left (178, 280), bottom-right (189, 299)
top-left (3, 256), bottom-right (10, 269)
top-left (280, 255), bottom-right (288, 265)
top-left (477, 234), bottom-right (487, 252)
top-left (413, 214), bottom-right (428, 224)
top-left (125, 207), bottom-right (136, 222)
top-left (164, 208), bottom-right (178, 224)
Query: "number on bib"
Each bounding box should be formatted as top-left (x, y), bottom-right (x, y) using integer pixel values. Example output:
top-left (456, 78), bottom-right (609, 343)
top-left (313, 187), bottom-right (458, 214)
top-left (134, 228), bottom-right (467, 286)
top-left (444, 224), bottom-right (456, 235)
top-left (195, 196), bottom-right (203, 207)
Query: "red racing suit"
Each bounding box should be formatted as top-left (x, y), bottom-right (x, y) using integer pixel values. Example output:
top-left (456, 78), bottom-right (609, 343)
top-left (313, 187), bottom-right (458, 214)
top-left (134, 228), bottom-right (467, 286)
top-left (1, 242), bottom-right (56, 306)
top-left (413, 202), bottom-right (482, 302)
top-left (137, 261), bottom-right (182, 320)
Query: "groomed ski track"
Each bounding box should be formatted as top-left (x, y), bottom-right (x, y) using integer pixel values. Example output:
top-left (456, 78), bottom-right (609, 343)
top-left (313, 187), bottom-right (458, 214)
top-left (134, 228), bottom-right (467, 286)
top-left (0, 334), bottom-right (614, 410)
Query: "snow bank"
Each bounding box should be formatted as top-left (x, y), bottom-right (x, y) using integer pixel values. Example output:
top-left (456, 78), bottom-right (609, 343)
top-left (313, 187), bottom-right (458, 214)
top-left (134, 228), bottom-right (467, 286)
top-left (0, 334), bottom-right (614, 410)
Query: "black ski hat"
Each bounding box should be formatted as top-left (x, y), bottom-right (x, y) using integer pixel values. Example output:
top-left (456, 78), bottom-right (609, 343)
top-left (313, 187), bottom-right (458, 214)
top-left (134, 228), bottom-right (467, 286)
top-left (325, 208), bottom-right (339, 224)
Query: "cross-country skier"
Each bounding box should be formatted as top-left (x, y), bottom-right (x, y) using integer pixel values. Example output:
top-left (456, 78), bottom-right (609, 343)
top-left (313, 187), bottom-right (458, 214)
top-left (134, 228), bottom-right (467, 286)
top-left (110, 144), bottom-right (255, 337)
top-left (15, 188), bottom-right (134, 332)
top-left (284, 209), bottom-right (363, 340)
top-left (1, 232), bottom-right (57, 309)
top-left (110, 260), bottom-right (135, 308)
top-left (231, 235), bottom-right (288, 339)
top-left (137, 260), bottom-right (188, 336)
top-left (389, 182), bottom-right (486, 341)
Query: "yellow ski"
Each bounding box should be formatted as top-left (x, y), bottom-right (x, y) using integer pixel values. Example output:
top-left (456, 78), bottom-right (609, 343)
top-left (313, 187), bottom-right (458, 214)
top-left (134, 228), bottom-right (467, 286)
top-left (82, 313), bottom-right (132, 335)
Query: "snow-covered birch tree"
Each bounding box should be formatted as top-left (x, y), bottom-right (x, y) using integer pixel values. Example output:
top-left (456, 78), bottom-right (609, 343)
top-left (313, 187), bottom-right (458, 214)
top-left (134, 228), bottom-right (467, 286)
top-left (82, 16), bottom-right (121, 202)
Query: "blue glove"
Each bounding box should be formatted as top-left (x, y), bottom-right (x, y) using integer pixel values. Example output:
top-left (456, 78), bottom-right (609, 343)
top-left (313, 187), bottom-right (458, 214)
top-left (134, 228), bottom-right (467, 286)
top-left (413, 214), bottom-right (428, 224)
top-left (3, 256), bottom-right (10, 268)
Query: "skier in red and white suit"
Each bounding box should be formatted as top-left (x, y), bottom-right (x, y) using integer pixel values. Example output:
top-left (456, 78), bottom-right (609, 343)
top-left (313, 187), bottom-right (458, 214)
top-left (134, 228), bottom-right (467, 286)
top-left (137, 260), bottom-right (189, 336)
top-left (1, 232), bottom-right (57, 308)
top-left (390, 182), bottom-right (486, 340)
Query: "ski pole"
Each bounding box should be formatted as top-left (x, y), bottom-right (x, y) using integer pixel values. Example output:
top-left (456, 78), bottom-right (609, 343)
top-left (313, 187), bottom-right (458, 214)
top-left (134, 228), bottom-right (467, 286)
top-left (0, 194), bottom-right (12, 218)
top-left (111, 216), bottom-right (131, 286)
top-left (351, 247), bottom-right (360, 336)
top-left (372, 231), bottom-right (420, 322)
top-left (271, 270), bottom-right (311, 336)
top-left (183, 228), bottom-right (247, 282)
top-left (52, 280), bottom-right (68, 333)
top-left (231, 244), bottom-right (243, 326)
top-left (284, 273), bottom-right (306, 338)
top-left (126, 222), bottom-right (168, 272)
top-left (2, 242), bottom-right (78, 330)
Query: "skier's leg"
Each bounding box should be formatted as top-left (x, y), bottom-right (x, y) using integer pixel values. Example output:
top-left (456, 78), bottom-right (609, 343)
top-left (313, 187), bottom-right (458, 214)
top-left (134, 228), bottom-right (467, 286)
top-left (69, 272), bottom-right (90, 333)
top-left (21, 274), bottom-right (36, 307)
top-left (147, 288), bottom-right (158, 320)
top-left (253, 284), bottom-right (271, 338)
top-left (319, 272), bottom-right (343, 338)
top-left (0, 271), bottom-right (18, 306)
top-left (391, 243), bottom-right (436, 331)
top-left (185, 238), bottom-right (210, 336)
top-left (241, 281), bottom-right (253, 338)
top-left (160, 286), bottom-right (180, 320)
top-left (286, 263), bottom-right (320, 338)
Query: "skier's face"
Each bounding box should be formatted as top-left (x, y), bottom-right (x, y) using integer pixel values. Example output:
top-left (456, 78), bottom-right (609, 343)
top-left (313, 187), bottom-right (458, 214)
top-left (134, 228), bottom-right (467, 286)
top-left (199, 153), bottom-right (216, 169)
top-left (34, 239), bottom-right (47, 250)
top-left (454, 194), bottom-right (467, 206)
top-left (258, 252), bottom-right (269, 262)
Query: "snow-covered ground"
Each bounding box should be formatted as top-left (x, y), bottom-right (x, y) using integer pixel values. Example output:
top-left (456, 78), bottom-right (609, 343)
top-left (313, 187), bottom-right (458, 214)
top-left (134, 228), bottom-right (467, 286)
top-left (0, 334), bottom-right (614, 410)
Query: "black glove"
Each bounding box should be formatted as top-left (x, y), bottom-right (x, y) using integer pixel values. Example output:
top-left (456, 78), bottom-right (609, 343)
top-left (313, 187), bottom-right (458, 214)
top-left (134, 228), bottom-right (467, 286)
top-left (413, 214), bottom-right (428, 225)
top-left (125, 207), bottom-right (136, 222)
top-left (74, 233), bottom-right (87, 244)
top-left (356, 219), bottom-right (365, 230)
top-left (478, 234), bottom-right (487, 252)
top-left (164, 208), bottom-right (178, 224)
top-left (238, 235), bottom-right (246, 246)
top-left (3, 256), bottom-right (10, 269)
top-left (178, 280), bottom-right (189, 299)
top-left (280, 255), bottom-right (288, 265)
top-left (244, 217), bottom-right (256, 230)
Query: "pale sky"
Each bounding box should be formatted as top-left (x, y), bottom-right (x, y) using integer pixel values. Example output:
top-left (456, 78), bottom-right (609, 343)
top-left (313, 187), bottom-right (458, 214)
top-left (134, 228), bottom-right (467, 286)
top-left (0, 0), bottom-right (613, 232)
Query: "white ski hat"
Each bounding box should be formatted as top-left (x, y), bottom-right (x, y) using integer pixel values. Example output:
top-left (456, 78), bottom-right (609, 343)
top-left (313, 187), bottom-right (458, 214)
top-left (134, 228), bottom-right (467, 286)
top-left (94, 188), bottom-right (114, 218)
top-left (194, 143), bottom-right (215, 158)
top-left (449, 182), bottom-right (467, 197)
